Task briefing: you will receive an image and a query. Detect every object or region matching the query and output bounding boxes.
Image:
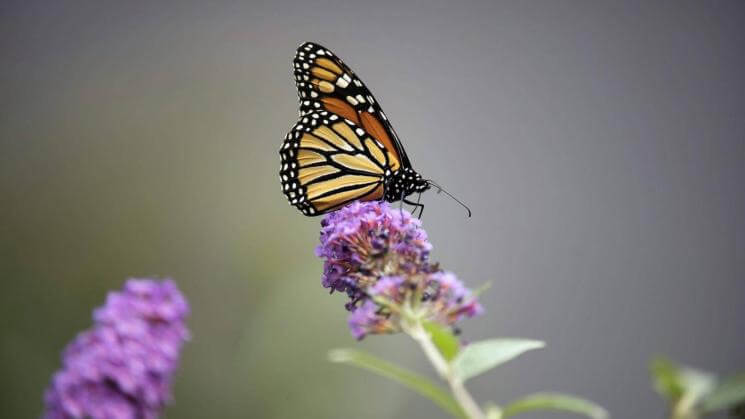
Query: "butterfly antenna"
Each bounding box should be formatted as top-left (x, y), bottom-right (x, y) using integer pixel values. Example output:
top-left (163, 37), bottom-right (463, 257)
top-left (425, 180), bottom-right (472, 217)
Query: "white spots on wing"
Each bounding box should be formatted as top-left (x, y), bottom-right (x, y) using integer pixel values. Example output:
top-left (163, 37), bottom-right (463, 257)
top-left (310, 91), bottom-right (318, 98)
top-left (336, 77), bottom-right (349, 88)
top-left (343, 73), bottom-right (351, 82)
top-left (355, 128), bottom-right (365, 136)
top-left (346, 95), bottom-right (358, 106)
top-left (329, 114), bottom-right (338, 121)
top-left (353, 79), bottom-right (362, 87)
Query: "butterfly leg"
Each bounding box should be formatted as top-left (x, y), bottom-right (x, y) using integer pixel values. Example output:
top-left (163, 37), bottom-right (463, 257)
top-left (403, 198), bottom-right (424, 219)
top-left (399, 189), bottom-right (405, 217)
top-left (416, 191), bottom-right (423, 219)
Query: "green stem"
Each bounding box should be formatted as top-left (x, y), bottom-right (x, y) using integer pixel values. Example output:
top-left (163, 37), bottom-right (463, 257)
top-left (403, 315), bottom-right (486, 419)
top-left (671, 396), bottom-right (699, 419)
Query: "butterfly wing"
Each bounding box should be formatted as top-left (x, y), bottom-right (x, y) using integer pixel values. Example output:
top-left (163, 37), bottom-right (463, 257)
top-left (279, 110), bottom-right (397, 215)
top-left (292, 41), bottom-right (411, 172)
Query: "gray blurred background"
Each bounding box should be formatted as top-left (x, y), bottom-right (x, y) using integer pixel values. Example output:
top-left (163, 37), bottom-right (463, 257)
top-left (1, 1), bottom-right (743, 418)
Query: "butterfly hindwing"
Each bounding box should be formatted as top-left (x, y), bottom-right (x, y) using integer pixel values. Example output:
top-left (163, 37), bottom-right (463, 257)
top-left (279, 110), bottom-right (394, 215)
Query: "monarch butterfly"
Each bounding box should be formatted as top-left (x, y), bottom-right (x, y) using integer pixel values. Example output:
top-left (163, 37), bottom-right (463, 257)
top-left (279, 41), bottom-right (469, 217)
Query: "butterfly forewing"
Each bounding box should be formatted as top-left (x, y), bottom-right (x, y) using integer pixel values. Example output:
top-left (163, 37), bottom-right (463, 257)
top-left (292, 42), bottom-right (411, 170)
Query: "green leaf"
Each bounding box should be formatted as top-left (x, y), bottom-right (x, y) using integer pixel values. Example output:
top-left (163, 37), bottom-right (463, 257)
top-left (328, 348), bottom-right (466, 418)
top-left (502, 393), bottom-right (609, 419)
top-left (650, 357), bottom-right (685, 401)
top-left (452, 338), bottom-right (545, 381)
top-left (423, 321), bottom-right (460, 361)
top-left (702, 373), bottom-right (745, 413)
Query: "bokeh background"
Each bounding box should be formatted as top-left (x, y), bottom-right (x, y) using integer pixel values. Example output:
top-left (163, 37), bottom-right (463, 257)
top-left (2, 1), bottom-right (743, 417)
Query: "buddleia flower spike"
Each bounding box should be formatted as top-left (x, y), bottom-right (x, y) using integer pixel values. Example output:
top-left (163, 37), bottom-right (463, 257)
top-left (315, 201), bottom-right (481, 339)
top-left (44, 279), bottom-right (190, 419)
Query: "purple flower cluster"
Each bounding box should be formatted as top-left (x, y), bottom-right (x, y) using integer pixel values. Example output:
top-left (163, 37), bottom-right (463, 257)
top-left (317, 201), bottom-right (433, 294)
top-left (317, 201), bottom-right (482, 339)
top-left (347, 273), bottom-right (484, 339)
top-left (44, 279), bottom-right (190, 419)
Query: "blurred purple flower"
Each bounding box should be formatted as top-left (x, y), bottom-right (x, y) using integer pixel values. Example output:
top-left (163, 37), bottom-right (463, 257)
top-left (348, 300), bottom-right (394, 340)
top-left (44, 279), bottom-right (190, 419)
top-left (423, 272), bottom-right (484, 325)
top-left (317, 201), bottom-right (482, 339)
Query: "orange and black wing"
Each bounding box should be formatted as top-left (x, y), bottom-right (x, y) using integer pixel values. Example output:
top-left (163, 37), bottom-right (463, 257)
top-left (279, 110), bottom-right (398, 216)
top-left (292, 41), bottom-right (411, 172)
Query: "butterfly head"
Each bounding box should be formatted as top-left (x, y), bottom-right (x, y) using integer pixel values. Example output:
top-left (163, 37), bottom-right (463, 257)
top-left (384, 167), bottom-right (430, 202)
